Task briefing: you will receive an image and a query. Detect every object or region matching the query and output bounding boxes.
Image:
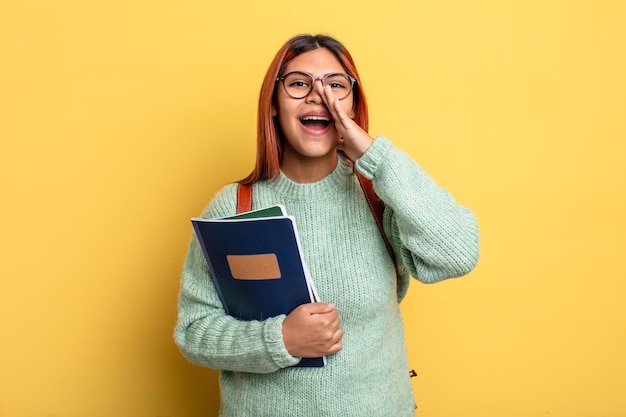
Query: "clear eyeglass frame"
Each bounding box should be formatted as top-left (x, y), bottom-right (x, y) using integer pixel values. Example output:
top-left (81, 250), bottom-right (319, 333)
top-left (276, 71), bottom-right (357, 100)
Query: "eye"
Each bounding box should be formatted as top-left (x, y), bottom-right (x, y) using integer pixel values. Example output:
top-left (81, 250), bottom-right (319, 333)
top-left (329, 82), bottom-right (346, 89)
top-left (290, 80), bottom-right (309, 89)
top-left (284, 72), bottom-right (311, 90)
top-left (325, 74), bottom-right (350, 90)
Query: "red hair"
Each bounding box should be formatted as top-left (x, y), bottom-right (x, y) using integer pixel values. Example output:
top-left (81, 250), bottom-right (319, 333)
top-left (240, 34), bottom-right (369, 184)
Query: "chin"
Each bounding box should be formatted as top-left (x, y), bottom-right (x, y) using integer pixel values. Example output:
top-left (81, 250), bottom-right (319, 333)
top-left (285, 141), bottom-right (338, 160)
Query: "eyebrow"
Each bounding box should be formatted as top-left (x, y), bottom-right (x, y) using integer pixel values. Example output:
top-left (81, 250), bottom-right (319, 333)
top-left (283, 70), bottom-right (347, 77)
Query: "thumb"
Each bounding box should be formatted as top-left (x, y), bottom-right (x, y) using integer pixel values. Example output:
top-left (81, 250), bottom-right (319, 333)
top-left (305, 302), bottom-right (336, 314)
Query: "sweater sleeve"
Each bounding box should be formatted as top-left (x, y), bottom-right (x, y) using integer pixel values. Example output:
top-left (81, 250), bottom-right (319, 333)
top-left (174, 184), bottom-right (301, 373)
top-left (355, 136), bottom-right (480, 284)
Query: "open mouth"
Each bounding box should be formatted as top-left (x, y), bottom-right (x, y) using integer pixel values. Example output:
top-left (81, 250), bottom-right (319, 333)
top-left (300, 115), bottom-right (332, 130)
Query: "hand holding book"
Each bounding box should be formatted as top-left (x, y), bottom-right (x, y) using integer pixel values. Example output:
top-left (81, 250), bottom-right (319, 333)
top-left (283, 302), bottom-right (344, 358)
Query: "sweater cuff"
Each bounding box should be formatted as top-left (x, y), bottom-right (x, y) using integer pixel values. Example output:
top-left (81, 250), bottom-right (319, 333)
top-left (355, 136), bottom-right (392, 180)
top-left (263, 315), bottom-right (301, 369)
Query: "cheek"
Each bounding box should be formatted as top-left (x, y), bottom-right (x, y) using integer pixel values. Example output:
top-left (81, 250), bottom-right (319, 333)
top-left (277, 105), bottom-right (294, 127)
top-left (276, 105), bottom-right (299, 138)
top-left (276, 94), bottom-right (298, 120)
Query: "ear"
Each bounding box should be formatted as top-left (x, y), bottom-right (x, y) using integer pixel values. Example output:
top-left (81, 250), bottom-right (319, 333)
top-left (271, 106), bottom-right (277, 117)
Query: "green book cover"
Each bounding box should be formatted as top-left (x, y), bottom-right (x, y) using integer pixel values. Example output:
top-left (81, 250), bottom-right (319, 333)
top-left (224, 204), bottom-right (286, 220)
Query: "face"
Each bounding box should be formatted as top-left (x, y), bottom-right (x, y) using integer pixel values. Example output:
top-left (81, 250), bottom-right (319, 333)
top-left (273, 48), bottom-right (355, 169)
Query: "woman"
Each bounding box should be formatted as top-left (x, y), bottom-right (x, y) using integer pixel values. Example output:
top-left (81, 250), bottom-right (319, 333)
top-left (175, 34), bottom-right (479, 417)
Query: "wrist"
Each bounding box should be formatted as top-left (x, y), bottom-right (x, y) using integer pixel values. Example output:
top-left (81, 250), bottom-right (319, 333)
top-left (345, 135), bottom-right (373, 162)
top-left (355, 136), bottom-right (392, 179)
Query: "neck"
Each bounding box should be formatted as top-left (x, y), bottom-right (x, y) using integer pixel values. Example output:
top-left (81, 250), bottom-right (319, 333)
top-left (280, 152), bottom-right (338, 183)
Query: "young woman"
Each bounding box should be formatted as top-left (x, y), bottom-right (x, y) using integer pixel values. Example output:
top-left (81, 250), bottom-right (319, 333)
top-left (175, 34), bottom-right (479, 417)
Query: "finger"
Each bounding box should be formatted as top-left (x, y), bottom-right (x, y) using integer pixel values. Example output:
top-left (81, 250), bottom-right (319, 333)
top-left (323, 85), bottom-right (346, 125)
top-left (322, 84), bottom-right (336, 112)
top-left (319, 326), bottom-right (343, 346)
top-left (326, 331), bottom-right (344, 354)
top-left (327, 341), bottom-right (342, 354)
top-left (324, 85), bottom-right (353, 126)
top-left (302, 302), bottom-right (335, 315)
top-left (317, 312), bottom-right (340, 331)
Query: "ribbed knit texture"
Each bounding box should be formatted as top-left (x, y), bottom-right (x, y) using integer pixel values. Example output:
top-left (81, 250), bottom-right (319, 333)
top-left (175, 137), bottom-right (479, 417)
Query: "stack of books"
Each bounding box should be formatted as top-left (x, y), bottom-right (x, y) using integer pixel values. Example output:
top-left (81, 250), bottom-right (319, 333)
top-left (191, 205), bottom-right (325, 367)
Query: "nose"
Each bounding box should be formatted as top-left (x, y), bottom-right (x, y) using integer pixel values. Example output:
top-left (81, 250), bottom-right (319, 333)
top-left (305, 79), bottom-right (325, 104)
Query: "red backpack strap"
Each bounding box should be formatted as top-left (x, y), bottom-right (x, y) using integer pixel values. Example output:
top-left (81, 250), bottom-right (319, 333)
top-left (236, 183), bottom-right (252, 213)
top-left (355, 173), bottom-right (397, 268)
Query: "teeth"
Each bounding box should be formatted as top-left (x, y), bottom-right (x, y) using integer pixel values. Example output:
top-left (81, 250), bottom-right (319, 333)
top-left (301, 116), bottom-right (330, 121)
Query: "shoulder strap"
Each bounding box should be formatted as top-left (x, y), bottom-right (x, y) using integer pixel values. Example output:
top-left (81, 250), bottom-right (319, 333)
top-left (355, 172), bottom-right (397, 267)
top-left (237, 183), bottom-right (253, 213)
top-left (236, 178), bottom-right (398, 275)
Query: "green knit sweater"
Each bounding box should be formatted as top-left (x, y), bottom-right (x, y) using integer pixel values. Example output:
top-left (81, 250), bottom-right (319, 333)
top-left (175, 137), bottom-right (479, 417)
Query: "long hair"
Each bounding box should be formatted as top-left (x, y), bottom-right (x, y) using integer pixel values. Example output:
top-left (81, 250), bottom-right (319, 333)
top-left (240, 34), bottom-right (369, 184)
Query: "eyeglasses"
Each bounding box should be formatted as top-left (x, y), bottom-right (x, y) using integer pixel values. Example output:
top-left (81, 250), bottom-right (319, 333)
top-left (276, 71), bottom-right (357, 100)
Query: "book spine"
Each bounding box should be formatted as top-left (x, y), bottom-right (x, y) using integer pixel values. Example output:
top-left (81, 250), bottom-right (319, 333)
top-left (191, 221), bottom-right (231, 315)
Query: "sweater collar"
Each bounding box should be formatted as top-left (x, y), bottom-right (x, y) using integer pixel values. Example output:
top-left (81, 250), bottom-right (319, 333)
top-left (271, 154), bottom-right (354, 201)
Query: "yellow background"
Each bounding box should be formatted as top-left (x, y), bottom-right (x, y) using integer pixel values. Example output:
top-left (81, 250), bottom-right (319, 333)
top-left (1, 1), bottom-right (625, 416)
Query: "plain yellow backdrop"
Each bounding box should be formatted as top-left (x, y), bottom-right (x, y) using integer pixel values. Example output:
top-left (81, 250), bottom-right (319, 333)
top-left (1, 1), bottom-right (625, 416)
